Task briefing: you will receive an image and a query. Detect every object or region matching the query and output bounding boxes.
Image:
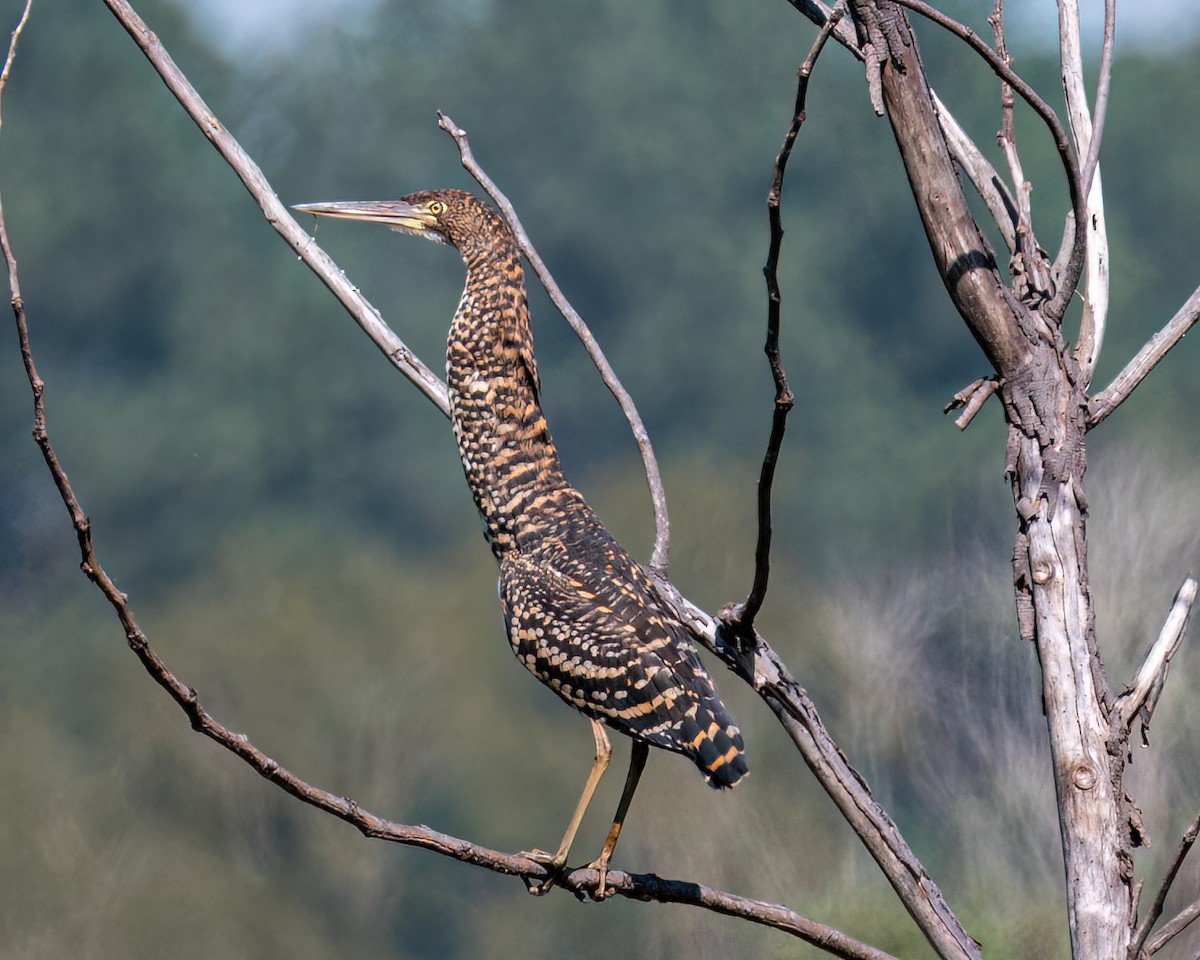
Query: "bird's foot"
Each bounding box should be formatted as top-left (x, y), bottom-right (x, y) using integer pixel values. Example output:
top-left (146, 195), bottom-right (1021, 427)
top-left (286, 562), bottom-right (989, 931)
top-left (518, 848), bottom-right (567, 897)
top-left (585, 856), bottom-right (615, 901)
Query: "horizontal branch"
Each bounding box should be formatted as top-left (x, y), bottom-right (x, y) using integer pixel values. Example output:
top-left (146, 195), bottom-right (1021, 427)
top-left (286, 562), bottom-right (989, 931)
top-left (1088, 282), bottom-right (1200, 427)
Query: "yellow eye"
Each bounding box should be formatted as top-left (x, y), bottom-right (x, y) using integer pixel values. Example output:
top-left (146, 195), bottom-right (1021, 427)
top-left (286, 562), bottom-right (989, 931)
top-left (428, 200), bottom-right (447, 216)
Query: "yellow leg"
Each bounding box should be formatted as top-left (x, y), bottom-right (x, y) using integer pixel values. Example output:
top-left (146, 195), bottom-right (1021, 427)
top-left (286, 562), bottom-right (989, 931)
top-left (522, 718), bottom-right (611, 896)
top-left (588, 739), bottom-right (649, 899)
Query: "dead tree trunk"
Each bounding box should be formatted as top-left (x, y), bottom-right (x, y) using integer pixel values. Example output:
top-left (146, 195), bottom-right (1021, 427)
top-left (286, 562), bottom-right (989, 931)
top-left (841, 2), bottom-right (1161, 955)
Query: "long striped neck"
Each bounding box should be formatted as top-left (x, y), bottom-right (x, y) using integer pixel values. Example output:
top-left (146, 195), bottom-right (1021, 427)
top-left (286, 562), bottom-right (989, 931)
top-left (446, 238), bottom-right (579, 557)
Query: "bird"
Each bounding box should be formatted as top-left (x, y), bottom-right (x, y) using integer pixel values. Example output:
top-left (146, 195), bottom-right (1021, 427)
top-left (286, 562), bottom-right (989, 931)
top-left (294, 189), bottom-right (747, 898)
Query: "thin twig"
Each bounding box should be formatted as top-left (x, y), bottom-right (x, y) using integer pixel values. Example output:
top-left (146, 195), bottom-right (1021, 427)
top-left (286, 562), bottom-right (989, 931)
top-left (102, 0), bottom-right (449, 416)
top-left (0, 0), bottom-right (31, 129)
top-left (1088, 282), bottom-right (1200, 428)
top-left (1131, 810), bottom-right (1200, 957)
top-left (740, 6), bottom-right (843, 630)
top-left (989, 0), bottom-right (1052, 302)
top-left (888, 0), bottom-right (1086, 323)
top-left (436, 113), bottom-right (671, 576)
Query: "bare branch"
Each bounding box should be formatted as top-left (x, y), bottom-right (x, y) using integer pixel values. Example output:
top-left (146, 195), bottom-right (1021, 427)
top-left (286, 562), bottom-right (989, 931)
top-left (1080, 0), bottom-right (1117, 201)
top-left (1131, 809), bottom-right (1200, 957)
top-left (1088, 283), bottom-right (1200, 428)
top-left (700, 602), bottom-right (982, 960)
top-left (846, 0), bottom-right (1030, 378)
top-left (943, 376), bottom-right (1001, 430)
top-left (1058, 0), bottom-right (1112, 382)
top-left (932, 90), bottom-right (1017, 255)
top-left (0, 0), bottom-right (31, 126)
top-left (436, 113), bottom-right (672, 576)
top-left (741, 7), bottom-right (844, 630)
top-left (887, 0), bottom-right (1086, 322)
top-left (989, 1), bottom-right (1053, 302)
top-left (1115, 578), bottom-right (1197, 736)
top-left (1144, 895), bottom-right (1200, 956)
top-left (102, 0), bottom-right (450, 416)
top-left (785, 0), bottom-right (864, 59)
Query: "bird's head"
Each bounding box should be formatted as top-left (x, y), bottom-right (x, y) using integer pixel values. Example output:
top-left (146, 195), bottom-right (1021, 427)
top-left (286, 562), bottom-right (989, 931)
top-left (293, 189), bottom-right (508, 261)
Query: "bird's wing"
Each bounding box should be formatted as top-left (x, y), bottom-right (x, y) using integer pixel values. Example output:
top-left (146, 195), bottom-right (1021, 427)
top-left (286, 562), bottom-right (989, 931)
top-left (498, 547), bottom-right (746, 785)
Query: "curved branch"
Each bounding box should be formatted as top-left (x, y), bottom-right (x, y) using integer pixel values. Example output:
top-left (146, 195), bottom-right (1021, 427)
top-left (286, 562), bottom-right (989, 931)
top-left (741, 7), bottom-right (844, 630)
top-left (436, 113), bottom-right (672, 576)
top-left (2, 153), bottom-right (890, 960)
top-left (39, 4), bottom-right (977, 956)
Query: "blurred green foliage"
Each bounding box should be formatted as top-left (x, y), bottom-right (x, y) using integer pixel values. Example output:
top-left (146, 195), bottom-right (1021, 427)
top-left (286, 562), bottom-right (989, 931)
top-left (1, 1), bottom-right (1198, 957)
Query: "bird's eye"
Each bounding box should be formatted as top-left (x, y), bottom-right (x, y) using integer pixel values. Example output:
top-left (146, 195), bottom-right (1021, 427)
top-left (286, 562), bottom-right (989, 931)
top-left (428, 200), bottom-right (447, 216)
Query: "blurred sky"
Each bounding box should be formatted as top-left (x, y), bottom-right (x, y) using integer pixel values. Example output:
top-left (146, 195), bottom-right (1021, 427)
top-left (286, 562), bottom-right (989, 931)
top-left (175, 0), bottom-right (1200, 58)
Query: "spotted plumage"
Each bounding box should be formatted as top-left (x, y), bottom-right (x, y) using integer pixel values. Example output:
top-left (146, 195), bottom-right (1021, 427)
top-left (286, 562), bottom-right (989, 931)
top-left (294, 188), bottom-right (746, 893)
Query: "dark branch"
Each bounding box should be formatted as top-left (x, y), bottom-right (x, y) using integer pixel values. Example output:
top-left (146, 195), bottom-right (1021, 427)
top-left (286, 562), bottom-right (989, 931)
top-left (785, 0), bottom-right (864, 59)
top-left (740, 6), bottom-right (842, 629)
top-left (1131, 809), bottom-right (1200, 957)
top-left (436, 112), bottom-right (672, 576)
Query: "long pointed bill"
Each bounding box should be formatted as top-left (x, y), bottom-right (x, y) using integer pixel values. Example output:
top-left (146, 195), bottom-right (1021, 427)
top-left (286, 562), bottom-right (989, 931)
top-left (292, 199), bottom-right (437, 235)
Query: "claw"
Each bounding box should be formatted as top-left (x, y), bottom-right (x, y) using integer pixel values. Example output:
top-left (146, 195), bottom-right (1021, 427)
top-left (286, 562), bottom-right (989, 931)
top-left (519, 848), bottom-right (567, 897)
top-left (587, 858), bottom-right (614, 901)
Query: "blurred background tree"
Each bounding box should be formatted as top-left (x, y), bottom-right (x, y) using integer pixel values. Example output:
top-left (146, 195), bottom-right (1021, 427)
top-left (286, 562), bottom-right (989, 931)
top-left (1, 1), bottom-right (1198, 957)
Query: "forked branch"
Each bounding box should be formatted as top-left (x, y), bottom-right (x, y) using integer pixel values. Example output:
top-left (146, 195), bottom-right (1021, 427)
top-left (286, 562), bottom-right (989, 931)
top-left (1131, 809), bottom-right (1200, 957)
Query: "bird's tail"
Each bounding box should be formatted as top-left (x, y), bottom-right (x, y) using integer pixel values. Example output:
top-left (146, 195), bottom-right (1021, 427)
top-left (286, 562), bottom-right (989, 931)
top-left (682, 713), bottom-right (748, 788)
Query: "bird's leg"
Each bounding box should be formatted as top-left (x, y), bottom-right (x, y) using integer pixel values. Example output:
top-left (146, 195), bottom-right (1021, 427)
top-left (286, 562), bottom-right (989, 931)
top-left (521, 718), bottom-right (611, 896)
top-left (588, 739), bottom-right (649, 900)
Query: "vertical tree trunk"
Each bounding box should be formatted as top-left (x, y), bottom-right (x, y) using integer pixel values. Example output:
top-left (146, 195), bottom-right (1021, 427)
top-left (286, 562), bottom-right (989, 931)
top-left (845, 2), bottom-right (1138, 954)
